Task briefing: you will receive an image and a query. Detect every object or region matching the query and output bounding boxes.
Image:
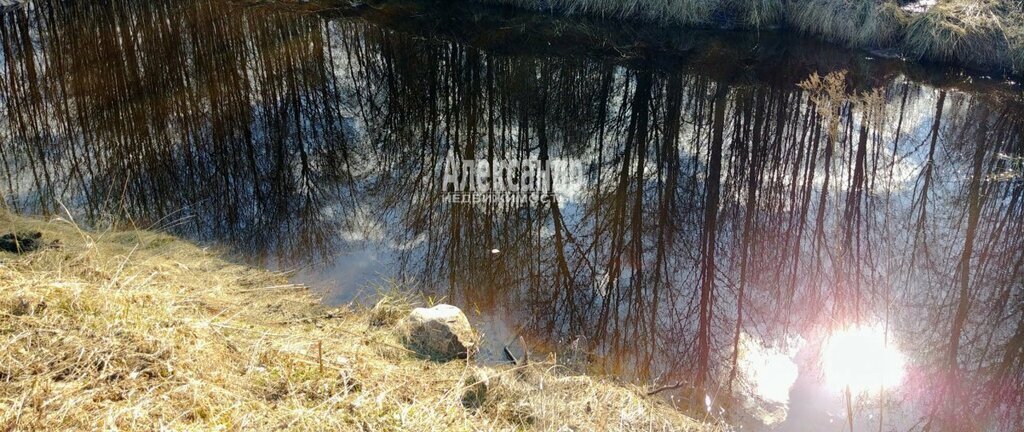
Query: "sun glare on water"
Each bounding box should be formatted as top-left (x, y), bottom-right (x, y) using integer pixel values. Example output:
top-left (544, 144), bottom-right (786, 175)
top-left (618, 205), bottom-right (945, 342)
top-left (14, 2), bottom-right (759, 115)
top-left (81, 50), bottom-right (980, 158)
top-left (821, 325), bottom-right (906, 395)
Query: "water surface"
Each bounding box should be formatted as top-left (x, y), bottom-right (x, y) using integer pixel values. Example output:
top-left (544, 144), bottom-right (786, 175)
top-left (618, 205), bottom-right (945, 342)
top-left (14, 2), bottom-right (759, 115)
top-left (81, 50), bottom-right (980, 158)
top-left (2, 1), bottom-right (1023, 430)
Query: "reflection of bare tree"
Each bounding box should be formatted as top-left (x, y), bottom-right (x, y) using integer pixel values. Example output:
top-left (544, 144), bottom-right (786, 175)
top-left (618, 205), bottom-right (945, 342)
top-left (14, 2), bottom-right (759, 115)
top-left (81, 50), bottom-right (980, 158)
top-left (0, 1), bottom-right (357, 264)
top-left (2, 0), bottom-right (1024, 428)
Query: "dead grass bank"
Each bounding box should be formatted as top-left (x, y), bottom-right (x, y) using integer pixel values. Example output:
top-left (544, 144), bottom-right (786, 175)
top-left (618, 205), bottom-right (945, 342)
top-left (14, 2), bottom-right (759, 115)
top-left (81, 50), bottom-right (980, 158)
top-left (0, 212), bottom-right (711, 431)
top-left (474, 0), bottom-right (1024, 76)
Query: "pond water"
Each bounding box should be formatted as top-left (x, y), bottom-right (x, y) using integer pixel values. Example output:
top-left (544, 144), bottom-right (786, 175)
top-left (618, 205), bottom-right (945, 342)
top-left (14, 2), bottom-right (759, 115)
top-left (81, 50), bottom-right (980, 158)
top-left (2, 0), bottom-right (1023, 430)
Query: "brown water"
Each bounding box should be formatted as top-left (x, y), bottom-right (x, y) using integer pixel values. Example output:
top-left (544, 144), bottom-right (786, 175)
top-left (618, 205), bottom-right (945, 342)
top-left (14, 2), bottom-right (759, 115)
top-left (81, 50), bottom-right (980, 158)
top-left (2, 0), bottom-right (1023, 430)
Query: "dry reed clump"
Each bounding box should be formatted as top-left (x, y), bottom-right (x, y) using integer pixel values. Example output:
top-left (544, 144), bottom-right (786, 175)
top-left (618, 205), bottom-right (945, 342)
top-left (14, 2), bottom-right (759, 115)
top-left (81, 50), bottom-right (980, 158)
top-left (903, 0), bottom-right (1012, 69)
top-left (799, 70), bottom-right (851, 141)
top-left (786, 0), bottom-right (909, 48)
top-left (787, 0), bottom-right (860, 45)
top-left (653, 0), bottom-right (718, 25)
top-left (854, 0), bottom-right (909, 48)
top-left (733, 0), bottom-right (785, 28)
top-left (0, 212), bottom-right (713, 431)
top-left (1010, 25), bottom-right (1024, 72)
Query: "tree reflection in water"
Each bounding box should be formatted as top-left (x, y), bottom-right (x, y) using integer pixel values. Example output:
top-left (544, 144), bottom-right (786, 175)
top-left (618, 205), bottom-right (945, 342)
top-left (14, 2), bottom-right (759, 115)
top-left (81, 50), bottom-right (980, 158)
top-left (1, 0), bottom-right (1023, 430)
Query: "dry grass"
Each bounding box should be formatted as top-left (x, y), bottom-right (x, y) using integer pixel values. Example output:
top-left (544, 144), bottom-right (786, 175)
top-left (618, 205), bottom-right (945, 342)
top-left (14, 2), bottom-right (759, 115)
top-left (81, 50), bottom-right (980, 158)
top-left (0, 211), bottom-right (713, 431)
top-left (854, 1), bottom-right (908, 47)
top-left (903, 0), bottom-right (1017, 69)
top-left (786, 0), bottom-right (909, 48)
top-left (475, 0), bottom-right (1024, 75)
top-left (787, 0), bottom-right (864, 45)
top-left (1011, 25), bottom-right (1024, 72)
top-left (736, 0), bottom-right (785, 28)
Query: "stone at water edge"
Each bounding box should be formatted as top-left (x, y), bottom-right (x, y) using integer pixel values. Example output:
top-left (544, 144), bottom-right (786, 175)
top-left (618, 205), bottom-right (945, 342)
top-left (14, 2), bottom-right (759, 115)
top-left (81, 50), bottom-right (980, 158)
top-left (400, 304), bottom-right (477, 361)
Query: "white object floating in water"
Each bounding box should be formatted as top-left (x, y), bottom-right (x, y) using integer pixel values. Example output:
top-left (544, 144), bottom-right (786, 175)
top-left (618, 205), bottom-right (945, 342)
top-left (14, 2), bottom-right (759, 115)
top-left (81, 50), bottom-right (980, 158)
top-left (490, 248), bottom-right (500, 254)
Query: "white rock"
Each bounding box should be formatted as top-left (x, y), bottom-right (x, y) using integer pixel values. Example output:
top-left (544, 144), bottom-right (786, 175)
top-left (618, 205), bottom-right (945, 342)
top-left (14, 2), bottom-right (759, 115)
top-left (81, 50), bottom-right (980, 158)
top-left (401, 304), bottom-right (477, 361)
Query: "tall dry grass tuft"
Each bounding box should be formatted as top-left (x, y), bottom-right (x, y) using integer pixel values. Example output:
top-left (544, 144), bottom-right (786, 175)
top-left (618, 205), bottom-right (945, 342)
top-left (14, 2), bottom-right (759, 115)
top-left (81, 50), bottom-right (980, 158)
top-left (787, 0), bottom-right (861, 45)
top-left (657, 0), bottom-right (719, 25)
top-left (903, 0), bottom-right (1011, 69)
top-left (1010, 25), bottom-right (1024, 72)
top-left (787, 0), bottom-right (907, 48)
top-left (735, 0), bottom-right (785, 28)
top-left (0, 211), bottom-right (714, 431)
top-left (799, 70), bottom-right (851, 142)
top-left (854, 0), bottom-right (909, 48)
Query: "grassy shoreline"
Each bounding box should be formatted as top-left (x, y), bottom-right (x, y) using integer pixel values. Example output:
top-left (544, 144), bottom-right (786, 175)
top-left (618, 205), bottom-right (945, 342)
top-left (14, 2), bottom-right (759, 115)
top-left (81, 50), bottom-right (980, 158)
top-left (0, 212), bottom-right (711, 431)
top-left (472, 0), bottom-right (1024, 76)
